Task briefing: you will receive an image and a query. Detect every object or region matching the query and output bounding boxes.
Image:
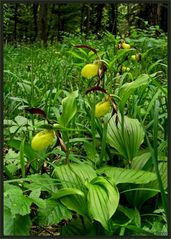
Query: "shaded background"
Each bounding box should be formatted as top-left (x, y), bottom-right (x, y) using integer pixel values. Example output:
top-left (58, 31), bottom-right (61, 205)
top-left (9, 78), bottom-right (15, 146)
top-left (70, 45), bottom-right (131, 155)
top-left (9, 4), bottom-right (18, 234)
top-left (3, 3), bottom-right (168, 45)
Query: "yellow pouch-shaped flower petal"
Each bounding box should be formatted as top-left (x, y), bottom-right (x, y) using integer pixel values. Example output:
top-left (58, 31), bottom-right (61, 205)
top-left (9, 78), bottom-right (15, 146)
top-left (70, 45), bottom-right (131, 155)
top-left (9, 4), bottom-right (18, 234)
top-left (131, 53), bottom-right (141, 61)
top-left (121, 66), bottom-right (130, 72)
top-left (95, 98), bottom-right (111, 118)
top-left (122, 42), bottom-right (131, 49)
top-left (131, 55), bottom-right (136, 60)
top-left (81, 63), bottom-right (98, 78)
top-left (31, 129), bottom-right (55, 151)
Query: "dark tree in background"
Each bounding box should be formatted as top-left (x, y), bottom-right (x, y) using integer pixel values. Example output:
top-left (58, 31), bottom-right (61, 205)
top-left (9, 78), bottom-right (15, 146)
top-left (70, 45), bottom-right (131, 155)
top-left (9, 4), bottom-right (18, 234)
top-left (13, 4), bottom-right (18, 42)
top-left (3, 3), bottom-right (168, 44)
top-left (158, 3), bottom-right (168, 32)
top-left (107, 4), bottom-right (117, 35)
top-left (33, 3), bottom-right (38, 42)
top-left (94, 4), bottom-right (105, 35)
top-left (138, 3), bottom-right (168, 31)
top-left (40, 3), bottom-right (48, 46)
top-left (85, 4), bottom-right (91, 37)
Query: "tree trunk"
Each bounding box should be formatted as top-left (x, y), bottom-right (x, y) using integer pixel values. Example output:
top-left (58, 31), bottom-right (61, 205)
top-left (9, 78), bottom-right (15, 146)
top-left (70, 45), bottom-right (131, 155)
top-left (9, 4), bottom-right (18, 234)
top-left (139, 4), bottom-right (160, 26)
top-left (108, 3), bottom-right (117, 35)
top-left (80, 4), bottom-right (85, 35)
top-left (56, 4), bottom-right (65, 41)
top-left (94, 4), bottom-right (104, 35)
top-left (40, 3), bottom-right (48, 47)
top-left (160, 4), bottom-right (168, 32)
top-left (33, 3), bottom-right (38, 42)
top-left (13, 3), bottom-right (18, 42)
top-left (85, 4), bottom-right (91, 37)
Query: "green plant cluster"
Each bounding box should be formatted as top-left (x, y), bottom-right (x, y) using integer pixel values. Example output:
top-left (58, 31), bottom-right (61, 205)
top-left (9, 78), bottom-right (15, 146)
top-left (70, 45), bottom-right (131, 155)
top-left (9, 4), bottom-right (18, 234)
top-left (3, 29), bottom-right (167, 236)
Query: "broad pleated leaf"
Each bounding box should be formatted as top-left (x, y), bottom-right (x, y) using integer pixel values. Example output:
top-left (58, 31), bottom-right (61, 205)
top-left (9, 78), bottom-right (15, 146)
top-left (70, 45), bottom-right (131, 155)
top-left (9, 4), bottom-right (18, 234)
top-left (132, 151), bottom-right (151, 170)
top-left (53, 163), bottom-right (96, 216)
top-left (52, 188), bottom-right (85, 200)
top-left (37, 199), bottom-right (72, 226)
top-left (59, 90), bottom-right (78, 127)
top-left (125, 161), bottom-right (167, 208)
top-left (97, 166), bottom-right (157, 185)
top-left (86, 176), bottom-right (119, 231)
top-left (107, 114), bottom-right (144, 160)
top-left (69, 163), bottom-right (97, 182)
top-left (53, 163), bottom-right (97, 188)
top-left (118, 74), bottom-right (150, 111)
top-left (118, 205), bottom-right (141, 227)
top-left (59, 195), bottom-right (87, 216)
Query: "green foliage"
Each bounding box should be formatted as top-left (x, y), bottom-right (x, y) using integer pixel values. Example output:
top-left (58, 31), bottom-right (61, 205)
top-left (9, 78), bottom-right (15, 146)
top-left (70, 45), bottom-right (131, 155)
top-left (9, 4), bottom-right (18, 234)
top-left (3, 24), bottom-right (167, 236)
top-left (53, 163), bottom-right (96, 216)
top-left (97, 166), bottom-right (156, 185)
top-left (59, 90), bottom-right (78, 127)
top-left (118, 74), bottom-right (150, 112)
top-left (4, 184), bottom-right (32, 216)
top-left (86, 177), bottom-right (119, 231)
top-left (107, 114), bottom-right (145, 161)
top-left (4, 184), bottom-right (32, 235)
top-left (4, 209), bottom-right (32, 236)
top-left (36, 199), bottom-right (72, 226)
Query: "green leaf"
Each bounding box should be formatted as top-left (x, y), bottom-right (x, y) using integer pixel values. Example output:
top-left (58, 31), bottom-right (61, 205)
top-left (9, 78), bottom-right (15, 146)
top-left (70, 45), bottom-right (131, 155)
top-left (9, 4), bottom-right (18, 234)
top-left (108, 48), bottom-right (134, 69)
top-left (4, 149), bottom-right (19, 176)
top-left (8, 139), bottom-right (36, 162)
top-left (97, 166), bottom-right (157, 185)
top-left (4, 187), bottom-right (32, 216)
top-left (59, 90), bottom-right (78, 127)
top-left (69, 163), bottom-right (97, 182)
top-left (67, 50), bottom-right (85, 60)
top-left (24, 173), bottom-right (59, 193)
top-left (28, 188), bottom-right (46, 209)
top-left (132, 151), bottom-right (151, 170)
top-left (14, 115), bottom-right (28, 126)
top-left (4, 207), bottom-right (32, 236)
top-left (4, 148), bottom-right (19, 164)
top-left (85, 176), bottom-right (119, 231)
top-left (60, 194), bottom-right (87, 216)
top-left (52, 188), bottom-right (85, 199)
top-left (84, 141), bottom-right (100, 164)
top-left (107, 114), bottom-right (145, 160)
top-left (142, 89), bottom-right (161, 123)
top-left (118, 205), bottom-right (141, 227)
top-left (5, 164), bottom-right (18, 176)
top-left (118, 74), bottom-right (150, 111)
top-left (37, 199), bottom-right (72, 226)
top-left (125, 224), bottom-right (154, 235)
top-left (125, 161), bottom-right (167, 208)
top-left (53, 163), bottom-right (95, 216)
top-left (19, 138), bottom-right (25, 178)
top-left (53, 163), bottom-right (96, 188)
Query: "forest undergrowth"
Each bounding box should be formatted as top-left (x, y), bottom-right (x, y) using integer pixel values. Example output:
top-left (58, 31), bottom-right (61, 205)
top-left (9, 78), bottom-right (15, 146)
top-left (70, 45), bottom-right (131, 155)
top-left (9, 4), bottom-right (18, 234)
top-left (3, 28), bottom-right (168, 236)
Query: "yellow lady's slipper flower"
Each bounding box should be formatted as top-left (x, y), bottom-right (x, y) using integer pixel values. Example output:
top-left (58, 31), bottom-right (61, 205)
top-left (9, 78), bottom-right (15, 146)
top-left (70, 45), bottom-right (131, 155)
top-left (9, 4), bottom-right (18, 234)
top-left (31, 129), bottom-right (55, 151)
top-left (131, 55), bottom-right (136, 60)
top-left (131, 53), bottom-right (141, 61)
top-left (122, 42), bottom-right (131, 49)
top-left (81, 63), bottom-right (98, 78)
top-left (121, 66), bottom-right (130, 72)
top-left (95, 97), bottom-right (111, 117)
